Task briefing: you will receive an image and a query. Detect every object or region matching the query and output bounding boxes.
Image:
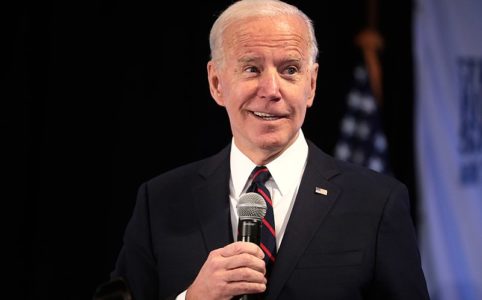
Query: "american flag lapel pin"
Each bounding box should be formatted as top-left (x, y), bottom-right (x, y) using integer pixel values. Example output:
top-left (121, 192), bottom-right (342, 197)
top-left (315, 186), bottom-right (328, 195)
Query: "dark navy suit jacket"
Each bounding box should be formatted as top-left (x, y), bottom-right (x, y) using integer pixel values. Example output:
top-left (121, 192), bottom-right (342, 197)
top-left (112, 140), bottom-right (430, 300)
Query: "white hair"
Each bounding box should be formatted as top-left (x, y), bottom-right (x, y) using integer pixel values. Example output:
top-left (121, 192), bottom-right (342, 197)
top-left (209, 0), bottom-right (318, 67)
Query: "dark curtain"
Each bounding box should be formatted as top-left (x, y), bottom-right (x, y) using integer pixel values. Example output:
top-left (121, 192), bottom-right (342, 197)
top-left (4, 1), bottom-right (414, 299)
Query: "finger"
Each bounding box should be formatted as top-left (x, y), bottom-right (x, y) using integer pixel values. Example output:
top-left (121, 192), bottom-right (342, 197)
top-left (223, 280), bottom-right (267, 297)
top-left (221, 241), bottom-right (265, 259)
top-left (224, 267), bottom-right (267, 284)
top-left (224, 252), bottom-right (266, 274)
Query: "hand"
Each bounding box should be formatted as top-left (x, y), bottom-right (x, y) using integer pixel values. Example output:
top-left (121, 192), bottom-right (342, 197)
top-left (186, 241), bottom-right (267, 300)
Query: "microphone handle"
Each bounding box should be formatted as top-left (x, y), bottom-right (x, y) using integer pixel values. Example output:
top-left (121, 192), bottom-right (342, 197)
top-left (237, 219), bottom-right (261, 244)
top-left (237, 219), bottom-right (263, 300)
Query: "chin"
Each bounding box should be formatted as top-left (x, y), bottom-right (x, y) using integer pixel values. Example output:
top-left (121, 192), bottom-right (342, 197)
top-left (256, 135), bottom-right (287, 151)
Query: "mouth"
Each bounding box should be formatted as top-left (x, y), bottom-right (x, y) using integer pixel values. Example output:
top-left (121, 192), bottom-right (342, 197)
top-left (252, 111), bottom-right (281, 121)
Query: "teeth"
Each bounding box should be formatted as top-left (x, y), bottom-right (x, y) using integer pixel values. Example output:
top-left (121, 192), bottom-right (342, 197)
top-left (253, 111), bottom-right (279, 120)
top-left (254, 112), bottom-right (276, 117)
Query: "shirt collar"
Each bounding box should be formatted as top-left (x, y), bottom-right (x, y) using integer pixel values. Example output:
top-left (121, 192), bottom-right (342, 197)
top-left (230, 130), bottom-right (309, 199)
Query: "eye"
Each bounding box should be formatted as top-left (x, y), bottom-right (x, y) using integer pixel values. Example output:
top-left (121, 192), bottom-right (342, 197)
top-left (244, 66), bottom-right (260, 73)
top-left (284, 66), bottom-right (299, 75)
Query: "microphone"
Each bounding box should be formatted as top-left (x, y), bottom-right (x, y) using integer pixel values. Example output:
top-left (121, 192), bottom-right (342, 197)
top-left (236, 192), bottom-right (267, 300)
top-left (237, 192), bottom-right (267, 244)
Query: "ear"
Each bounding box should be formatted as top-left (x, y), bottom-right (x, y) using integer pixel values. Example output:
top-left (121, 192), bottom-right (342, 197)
top-left (207, 61), bottom-right (225, 106)
top-left (306, 63), bottom-right (319, 108)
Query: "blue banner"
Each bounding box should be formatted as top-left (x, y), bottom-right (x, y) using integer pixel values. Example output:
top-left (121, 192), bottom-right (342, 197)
top-left (414, 0), bottom-right (482, 299)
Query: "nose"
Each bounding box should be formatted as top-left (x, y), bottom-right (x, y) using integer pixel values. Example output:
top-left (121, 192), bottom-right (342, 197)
top-left (258, 69), bottom-right (281, 100)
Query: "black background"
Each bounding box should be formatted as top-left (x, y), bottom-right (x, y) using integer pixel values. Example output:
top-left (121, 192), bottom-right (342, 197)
top-left (5, 1), bottom-right (414, 299)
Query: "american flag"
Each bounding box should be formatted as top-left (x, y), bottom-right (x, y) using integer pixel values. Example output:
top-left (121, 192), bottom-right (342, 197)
top-left (334, 63), bottom-right (391, 175)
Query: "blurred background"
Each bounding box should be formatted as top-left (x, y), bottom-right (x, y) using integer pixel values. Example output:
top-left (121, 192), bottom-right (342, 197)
top-left (4, 0), bottom-right (481, 299)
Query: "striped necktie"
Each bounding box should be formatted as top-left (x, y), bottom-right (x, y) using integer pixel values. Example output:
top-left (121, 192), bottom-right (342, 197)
top-left (247, 166), bottom-right (276, 276)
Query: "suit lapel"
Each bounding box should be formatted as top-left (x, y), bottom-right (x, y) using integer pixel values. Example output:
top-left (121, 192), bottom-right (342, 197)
top-left (266, 142), bottom-right (341, 299)
top-left (194, 145), bottom-right (234, 252)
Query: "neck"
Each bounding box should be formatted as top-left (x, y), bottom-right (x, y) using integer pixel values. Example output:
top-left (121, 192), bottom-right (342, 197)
top-left (234, 133), bottom-right (301, 166)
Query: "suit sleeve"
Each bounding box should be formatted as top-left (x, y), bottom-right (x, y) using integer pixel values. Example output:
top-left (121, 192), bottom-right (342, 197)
top-left (370, 182), bottom-right (431, 299)
top-left (111, 182), bottom-right (161, 300)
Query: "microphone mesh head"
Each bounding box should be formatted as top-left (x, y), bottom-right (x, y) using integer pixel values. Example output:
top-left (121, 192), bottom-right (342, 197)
top-left (237, 192), bottom-right (267, 221)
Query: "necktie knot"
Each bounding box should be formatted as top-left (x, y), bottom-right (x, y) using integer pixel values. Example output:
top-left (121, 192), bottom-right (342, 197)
top-left (250, 166), bottom-right (271, 185)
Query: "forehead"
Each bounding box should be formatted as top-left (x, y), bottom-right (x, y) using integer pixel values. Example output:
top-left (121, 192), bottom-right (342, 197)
top-left (222, 15), bottom-right (310, 59)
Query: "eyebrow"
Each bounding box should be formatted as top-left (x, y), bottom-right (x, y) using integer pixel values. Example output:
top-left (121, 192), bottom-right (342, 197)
top-left (237, 56), bottom-right (303, 65)
top-left (283, 58), bottom-right (303, 64)
top-left (237, 56), bottom-right (262, 64)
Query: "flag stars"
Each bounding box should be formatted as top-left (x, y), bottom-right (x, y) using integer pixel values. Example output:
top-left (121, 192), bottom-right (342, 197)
top-left (354, 65), bottom-right (369, 83)
top-left (374, 133), bottom-right (387, 151)
top-left (348, 91), bottom-right (362, 109)
top-left (361, 96), bottom-right (376, 113)
top-left (342, 117), bottom-right (356, 136)
top-left (368, 156), bottom-right (384, 173)
top-left (356, 121), bottom-right (370, 140)
top-left (334, 63), bottom-right (391, 175)
top-left (335, 142), bottom-right (350, 160)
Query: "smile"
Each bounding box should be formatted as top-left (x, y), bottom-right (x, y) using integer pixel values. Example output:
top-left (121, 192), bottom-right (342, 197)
top-left (252, 111), bottom-right (281, 121)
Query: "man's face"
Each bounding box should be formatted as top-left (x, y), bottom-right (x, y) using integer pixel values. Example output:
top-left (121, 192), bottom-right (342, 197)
top-left (208, 15), bottom-right (318, 162)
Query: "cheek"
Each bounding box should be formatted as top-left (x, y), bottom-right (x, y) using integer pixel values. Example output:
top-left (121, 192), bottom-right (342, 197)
top-left (222, 90), bottom-right (243, 116)
top-left (295, 105), bottom-right (308, 122)
top-left (286, 87), bottom-right (312, 108)
top-left (226, 83), bottom-right (255, 105)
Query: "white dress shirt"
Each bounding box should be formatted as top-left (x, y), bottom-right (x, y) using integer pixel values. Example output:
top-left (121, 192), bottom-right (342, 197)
top-left (229, 130), bottom-right (308, 249)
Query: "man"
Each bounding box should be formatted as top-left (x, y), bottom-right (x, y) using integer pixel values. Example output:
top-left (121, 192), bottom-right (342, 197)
top-left (111, 0), bottom-right (430, 299)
